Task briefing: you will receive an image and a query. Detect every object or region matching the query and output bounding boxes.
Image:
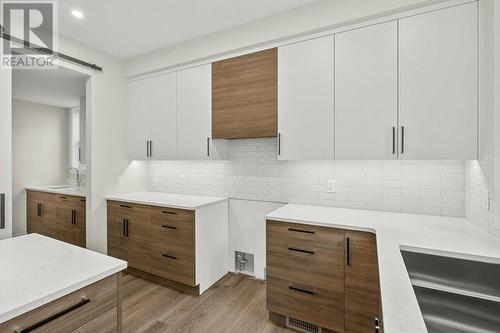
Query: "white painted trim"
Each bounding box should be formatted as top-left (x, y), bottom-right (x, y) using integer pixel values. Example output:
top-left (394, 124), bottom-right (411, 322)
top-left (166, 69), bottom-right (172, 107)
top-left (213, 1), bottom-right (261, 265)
top-left (127, 0), bottom-right (477, 81)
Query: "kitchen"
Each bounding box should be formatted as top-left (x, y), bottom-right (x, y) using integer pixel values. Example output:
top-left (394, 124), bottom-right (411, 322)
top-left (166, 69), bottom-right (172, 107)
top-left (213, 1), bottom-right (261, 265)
top-left (0, 0), bottom-right (499, 332)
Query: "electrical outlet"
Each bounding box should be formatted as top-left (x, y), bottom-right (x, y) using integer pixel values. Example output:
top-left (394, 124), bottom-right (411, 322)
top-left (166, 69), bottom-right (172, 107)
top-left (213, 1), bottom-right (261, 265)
top-left (482, 192), bottom-right (491, 211)
top-left (180, 175), bottom-right (185, 185)
top-left (117, 175), bottom-right (124, 185)
top-left (327, 179), bottom-right (335, 193)
top-left (153, 174), bottom-right (160, 183)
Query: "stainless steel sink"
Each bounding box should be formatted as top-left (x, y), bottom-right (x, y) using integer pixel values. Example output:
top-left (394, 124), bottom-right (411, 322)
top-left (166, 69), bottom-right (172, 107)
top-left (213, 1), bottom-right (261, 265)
top-left (401, 250), bottom-right (500, 333)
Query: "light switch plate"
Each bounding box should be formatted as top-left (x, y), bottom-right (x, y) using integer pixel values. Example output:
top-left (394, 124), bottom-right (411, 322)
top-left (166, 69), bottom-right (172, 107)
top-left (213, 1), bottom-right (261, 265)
top-left (327, 179), bottom-right (335, 193)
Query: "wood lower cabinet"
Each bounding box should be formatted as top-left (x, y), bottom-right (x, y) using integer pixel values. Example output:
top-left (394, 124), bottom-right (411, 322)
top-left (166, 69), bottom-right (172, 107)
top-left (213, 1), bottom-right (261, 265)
top-left (267, 220), bottom-right (381, 333)
top-left (0, 273), bottom-right (121, 333)
top-left (107, 199), bottom-right (228, 295)
top-left (27, 190), bottom-right (86, 248)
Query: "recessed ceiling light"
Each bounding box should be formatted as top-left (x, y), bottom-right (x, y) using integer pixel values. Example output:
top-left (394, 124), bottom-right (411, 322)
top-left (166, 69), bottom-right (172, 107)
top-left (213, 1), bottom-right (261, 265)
top-left (71, 9), bottom-right (84, 19)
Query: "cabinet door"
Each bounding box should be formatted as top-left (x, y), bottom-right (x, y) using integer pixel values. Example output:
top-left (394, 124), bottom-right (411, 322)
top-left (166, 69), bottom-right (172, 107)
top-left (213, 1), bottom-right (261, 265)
top-left (212, 49), bottom-right (278, 139)
top-left (72, 198), bottom-right (86, 248)
top-left (149, 72), bottom-right (177, 160)
top-left (399, 2), bottom-right (477, 159)
top-left (335, 21), bottom-right (398, 160)
top-left (127, 204), bottom-right (151, 272)
top-left (128, 73), bottom-right (177, 160)
top-left (127, 78), bottom-right (151, 160)
top-left (177, 64), bottom-right (211, 160)
top-left (345, 230), bottom-right (381, 333)
top-left (107, 202), bottom-right (130, 261)
top-left (278, 36), bottom-right (335, 160)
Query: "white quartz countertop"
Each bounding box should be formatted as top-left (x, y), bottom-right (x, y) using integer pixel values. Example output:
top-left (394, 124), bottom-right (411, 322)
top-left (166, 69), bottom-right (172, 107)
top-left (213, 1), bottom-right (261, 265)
top-left (26, 185), bottom-right (86, 197)
top-left (0, 234), bottom-right (126, 323)
top-left (106, 191), bottom-right (227, 210)
top-left (266, 204), bottom-right (500, 333)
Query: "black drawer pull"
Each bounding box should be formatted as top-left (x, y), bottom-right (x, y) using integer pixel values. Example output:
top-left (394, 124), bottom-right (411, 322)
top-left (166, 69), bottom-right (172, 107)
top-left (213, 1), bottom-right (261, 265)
top-left (289, 285), bottom-right (317, 296)
top-left (162, 211), bottom-right (178, 215)
top-left (162, 225), bottom-right (178, 230)
top-left (119, 204), bottom-right (131, 209)
top-left (288, 247), bottom-right (315, 255)
top-left (58, 196), bottom-right (67, 200)
top-left (18, 298), bottom-right (90, 333)
top-left (162, 254), bottom-right (178, 260)
top-left (37, 203), bottom-right (42, 217)
top-left (288, 228), bottom-right (315, 234)
top-left (346, 237), bottom-right (351, 266)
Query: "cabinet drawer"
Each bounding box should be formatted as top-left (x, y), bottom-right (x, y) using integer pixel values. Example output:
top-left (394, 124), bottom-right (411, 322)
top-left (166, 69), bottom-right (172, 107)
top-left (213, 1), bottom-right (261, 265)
top-left (267, 236), bottom-right (344, 290)
top-left (107, 200), bottom-right (149, 217)
top-left (150, 244), bottom-right (195, 286)
top-left (267, 276), bottom-right (344, 333)
top-left (0, 274), bottom-right (118, 333)
top-left (151, 209), bottom-right (194, 246)
top-left (27, 190), bottom-right (56, 202)
top-left (267, 220), bottom-right (340, 245)
top-left (55, 194), bottom-right (85, 205)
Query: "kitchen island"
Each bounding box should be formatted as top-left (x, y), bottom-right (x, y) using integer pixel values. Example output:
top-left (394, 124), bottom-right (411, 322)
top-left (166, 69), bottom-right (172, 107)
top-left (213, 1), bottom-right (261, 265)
top-left (0, 234), bottom-right (126, 332)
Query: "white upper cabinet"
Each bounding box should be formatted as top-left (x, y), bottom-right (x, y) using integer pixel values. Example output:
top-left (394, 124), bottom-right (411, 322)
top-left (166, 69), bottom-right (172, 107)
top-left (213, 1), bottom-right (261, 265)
top-left (399, 2), bottom-right (478, 160)
top-left (128, 72), bottom-right (177, 160)
top-left (278, 36), bottom-right (335, 160)
top-left (335, 21), bottom-right (398, 160)
top-left (177, 65), bottom-right (212, 160)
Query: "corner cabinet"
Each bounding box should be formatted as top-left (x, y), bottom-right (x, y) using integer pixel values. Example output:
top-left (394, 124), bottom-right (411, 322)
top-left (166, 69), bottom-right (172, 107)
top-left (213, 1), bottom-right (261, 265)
top-left (398, 2), bottom-right (477, 159)
top-left (128, 72), bottom-right (177, 160)
top-left (266, 220), bottom-right (381, 333)
top-left (277, 36), bottom-right (335, 160)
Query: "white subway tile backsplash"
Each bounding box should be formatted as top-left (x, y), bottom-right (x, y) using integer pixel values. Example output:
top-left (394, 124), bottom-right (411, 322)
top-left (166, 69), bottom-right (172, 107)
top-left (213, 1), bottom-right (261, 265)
top-left (148, 138), bottom-right (467, 217)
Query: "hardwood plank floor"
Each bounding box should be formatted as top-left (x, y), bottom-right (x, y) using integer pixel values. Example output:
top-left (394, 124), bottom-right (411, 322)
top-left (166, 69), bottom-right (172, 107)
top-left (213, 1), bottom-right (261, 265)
top-left (78, 272), bottom-right (294, 333)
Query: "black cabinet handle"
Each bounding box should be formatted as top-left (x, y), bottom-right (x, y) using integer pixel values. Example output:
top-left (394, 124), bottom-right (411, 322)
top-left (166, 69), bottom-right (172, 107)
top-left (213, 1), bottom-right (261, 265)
top-left (122, 219), bottom-right (128, 237)
top-left (149, 141), bottom-right (153, 158)
top-left (161, 211), bottom-right (178, 215)
top-left (162, 254), bottom-right (178, 260)
top-left (72, 210), bottom-right (78, 225)
top-left (288, 247), bottom-right (315, 255)
top-left (146, 140), bottom-right (149, 157)
top-left (125, 219), bottom-right (129, 237)
top-left (288, 227), bottom-right (314, 234)
top-left (346, 237), bottom-right (351, 266)
top-left (59, 196), bottom-right (67, 200)
top-left (278, 133), bottom-right (281, 156)
top-left (401, 126), bottom-right (405, 154)
top-left (37, 203), bottom-right (43, 217)
top-left (207, 137), bottom-right (210, 157)
top-left (71, 210), bottom-right (74, 225)
top-left (0, 193), bottom-right (4, 229)
top-left (288, 285), bottom-right (317, 296)
top-left (19, 298), bottom-right (90, 333)
top-left (162, 225), bottom-right (178, 230)
top-left (119, 204), bottom-right (131, 209)
top-left (392, 126), bottom-right (396, 154)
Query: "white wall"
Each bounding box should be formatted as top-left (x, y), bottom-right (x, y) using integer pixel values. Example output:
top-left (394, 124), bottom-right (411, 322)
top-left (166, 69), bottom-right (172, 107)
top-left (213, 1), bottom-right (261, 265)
top-left (0, 68), bottom-right (12, 239)
top-left (12, 100), bottom-right (69, 236)
top-left (228, 199), bottom-right (284, 279)
top-left (125, 0), bottom-right (448, 77)
top-left (57, 35), bottom-right (148, 252)
top-left (150, 138), bottom-right (466, 217)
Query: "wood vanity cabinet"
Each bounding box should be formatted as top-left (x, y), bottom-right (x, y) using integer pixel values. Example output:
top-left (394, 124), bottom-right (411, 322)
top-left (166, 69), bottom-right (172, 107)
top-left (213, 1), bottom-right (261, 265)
top-left (27, 190), bottom-right (86, 248)
top-left (266, 220), bottom-right (381, 333)
top-left (107, 201), bottom-right (197, 291)
top-left (212, 48), bottom-right (278, 139)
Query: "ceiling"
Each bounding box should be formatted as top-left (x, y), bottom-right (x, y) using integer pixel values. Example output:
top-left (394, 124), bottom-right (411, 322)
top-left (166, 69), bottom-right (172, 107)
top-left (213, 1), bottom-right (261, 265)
top-left (58, 0), bottom-right (319, 59)
top-left (13, 67), bottom-right (87, 108)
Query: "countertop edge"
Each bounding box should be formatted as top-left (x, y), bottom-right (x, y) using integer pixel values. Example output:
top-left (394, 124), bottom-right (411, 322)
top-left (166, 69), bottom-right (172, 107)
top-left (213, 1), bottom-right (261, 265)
top-left (0, 263), bottom-right (126, 324)
top-left (105, 195), bottom-right (228, 210)
top-left (25, 186), bottom-right (86, 198)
